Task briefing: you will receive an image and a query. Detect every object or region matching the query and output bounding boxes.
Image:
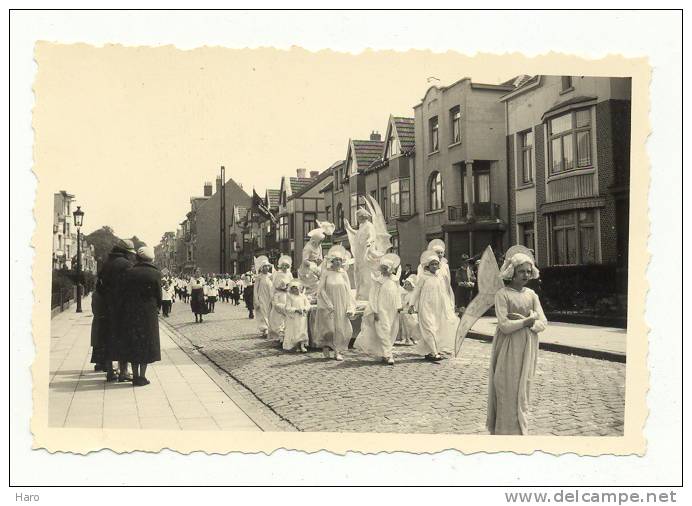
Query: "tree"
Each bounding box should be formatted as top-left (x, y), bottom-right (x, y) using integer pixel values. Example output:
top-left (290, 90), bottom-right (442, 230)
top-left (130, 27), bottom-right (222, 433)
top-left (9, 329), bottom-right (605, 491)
top-left (85, 226), bottom-right (120, 268)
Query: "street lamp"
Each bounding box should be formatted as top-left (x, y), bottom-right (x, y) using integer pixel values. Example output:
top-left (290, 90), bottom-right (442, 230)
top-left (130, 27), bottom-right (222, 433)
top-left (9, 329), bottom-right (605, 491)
top-left (73, 206), bottom-right (84, 313)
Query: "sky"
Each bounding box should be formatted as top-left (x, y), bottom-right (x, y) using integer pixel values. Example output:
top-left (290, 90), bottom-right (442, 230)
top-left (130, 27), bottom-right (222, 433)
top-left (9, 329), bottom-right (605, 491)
top-left (34, 44), bottom-right (518, 246)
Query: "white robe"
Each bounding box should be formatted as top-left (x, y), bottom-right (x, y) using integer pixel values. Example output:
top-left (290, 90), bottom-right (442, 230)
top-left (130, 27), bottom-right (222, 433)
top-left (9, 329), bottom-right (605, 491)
top-left (355, 274), bottom-right (402, 358)
top-left (417, 257), bottom-right (456, 310)
top-left (409, 270), bottom-right (460, 355)
top-left (283, 292), bottom-right (310, 350)
top-left (298, 240), bottom-right (324, 296)
top-left (399, 288), bottom-right (421, 342)
top-left (315, 269), bottom-right (356, 352)
top-left (268, 290), bottom-right (288, 341)
top-left (353, 221), bottom-right (377, 301)
top-left (253, 273), bottom-right (273, 333)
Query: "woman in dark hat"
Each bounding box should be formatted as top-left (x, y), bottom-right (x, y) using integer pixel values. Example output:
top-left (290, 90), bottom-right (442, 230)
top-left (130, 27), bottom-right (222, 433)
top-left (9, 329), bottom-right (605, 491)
top-left (189, 269), bottom-right (207, 323)
top-left (122, 246), bottom-right (162, 387)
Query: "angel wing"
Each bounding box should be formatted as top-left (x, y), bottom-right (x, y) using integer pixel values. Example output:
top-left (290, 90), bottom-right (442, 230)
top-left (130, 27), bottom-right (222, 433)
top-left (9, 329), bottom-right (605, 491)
top-left (364, 194), bottom-right (392, 254)
top-left (454, 246), bottom-right (503, 357)
top-left (344, 219), bottom-right (359, 267)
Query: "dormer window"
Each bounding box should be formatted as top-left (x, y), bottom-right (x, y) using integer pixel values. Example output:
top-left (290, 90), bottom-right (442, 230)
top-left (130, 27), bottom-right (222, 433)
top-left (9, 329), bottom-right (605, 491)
top-left (386, 133), bottom-right (400, 159)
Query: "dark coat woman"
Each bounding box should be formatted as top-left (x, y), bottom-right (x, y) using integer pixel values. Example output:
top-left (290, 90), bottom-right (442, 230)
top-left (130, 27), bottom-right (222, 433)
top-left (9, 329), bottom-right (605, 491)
top-left (122, 249), bottom-right (162, 386)
top-left (189, 274), bottom-right (207, 322)
top-left (99, 242), bottom-right (135, 381)
top-left (89, 281), bottom-right (110, 370)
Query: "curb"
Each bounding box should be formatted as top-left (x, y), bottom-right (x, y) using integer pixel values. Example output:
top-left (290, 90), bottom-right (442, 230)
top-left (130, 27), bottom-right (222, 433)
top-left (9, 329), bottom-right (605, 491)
top-left (466, 332), bottom-right (626, 363)
top-left (159, 319), bottom-right (297, 432)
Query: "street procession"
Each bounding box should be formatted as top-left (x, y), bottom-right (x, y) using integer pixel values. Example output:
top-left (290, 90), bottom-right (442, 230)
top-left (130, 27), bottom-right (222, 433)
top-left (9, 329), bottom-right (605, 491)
top-left (49, 72), bottom-right (629, 437)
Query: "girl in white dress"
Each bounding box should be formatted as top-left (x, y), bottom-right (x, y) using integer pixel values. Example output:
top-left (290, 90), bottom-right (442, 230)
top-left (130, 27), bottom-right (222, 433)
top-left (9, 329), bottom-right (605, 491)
top-left (268, 279), bottom-right (289, 344)
top-left (298, 229), bottom-right (325, 296)
top-left (399, 274), bottom-right (420, 346)
top-left (273, 255), bottom-right (294, 290)
top-left (487, 250), bottom-right (547, 435)
top-left (253, 257), bottom-right (274, 338)
top-left (315, 245), bottom-right (356, 361)
top-left (283, 279), bottom-right (310, 352)
top-left (355, 253), bottom-right (403, 365)
top-left (409, 250), bottom-right (460, 361)
top-left (417, 238), bottom-right (456, 312)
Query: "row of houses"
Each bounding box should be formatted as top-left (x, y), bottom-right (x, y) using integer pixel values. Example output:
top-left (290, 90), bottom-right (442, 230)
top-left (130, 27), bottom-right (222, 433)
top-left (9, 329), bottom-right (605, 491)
top-left (52, 190), bottom-right (97, 274)
top-left (156, 74), bottom-right (631, 314)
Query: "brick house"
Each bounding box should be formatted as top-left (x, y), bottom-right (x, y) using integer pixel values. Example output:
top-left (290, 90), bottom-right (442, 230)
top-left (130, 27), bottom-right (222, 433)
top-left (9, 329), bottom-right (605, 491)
top-left (501, 75), bottom-right (631, 272)
top-left (362, 115), bottom-right (419, 268)
top-left (413, 78), bottom-right (514, 275)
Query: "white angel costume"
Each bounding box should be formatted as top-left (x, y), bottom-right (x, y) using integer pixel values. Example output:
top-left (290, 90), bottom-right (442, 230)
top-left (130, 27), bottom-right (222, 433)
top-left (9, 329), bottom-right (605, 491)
top-left (486, 249), bottom-right (547, 435)
top-left (268, 281), bottom-right (288, 342)
top-left (314, 246), bottom-right (356, 353)
top-left (297, 221), bottom-right (334, 296)
top-left (283, 280), bottom-right (310, 351)
top-left (355, 254), bottom-right (403, 360)
top-left (345, 196), bottom-right (392, 302)
top-left (417, 238), bottom-right (455, 311)
top-left (253, 256), bottom-right (274, 336)
top-left (409, 250), bottom-right (460, 355)
top-left (399, 275), bottom-right (421, 344)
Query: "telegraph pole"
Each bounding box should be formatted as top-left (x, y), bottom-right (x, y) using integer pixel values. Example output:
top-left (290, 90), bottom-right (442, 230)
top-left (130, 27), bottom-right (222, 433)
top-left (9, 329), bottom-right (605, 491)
top-left (219, 165), bottom-right (226, 274)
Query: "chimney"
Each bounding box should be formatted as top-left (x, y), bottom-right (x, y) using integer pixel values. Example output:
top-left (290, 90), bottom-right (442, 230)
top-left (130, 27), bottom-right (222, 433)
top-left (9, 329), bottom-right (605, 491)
top-left (216, 175), bottom-right (222, 194)
top-left (370, 130), bottom-right (381, 141)
top-left (296, 168), bottom-right (307, 178)
top-left (204, 181), bottom-right (212, 197)
top-left (310, 170), bottom-right (319, 179)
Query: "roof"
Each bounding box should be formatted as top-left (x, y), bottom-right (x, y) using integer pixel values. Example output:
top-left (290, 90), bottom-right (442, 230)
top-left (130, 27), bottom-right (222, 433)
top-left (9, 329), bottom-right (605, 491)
top-left (292, 167), bottom-right (334, 199)
top-left (392, 116), bottom-right (415, 152)
top-left (289, 177), bottom-right (315, 195)
top-left (265, 189), bottom-right (281, 209)
top-left (542, 95), bottom-right (597, 120)
top-left (352, 139), bottom-right (385, 172)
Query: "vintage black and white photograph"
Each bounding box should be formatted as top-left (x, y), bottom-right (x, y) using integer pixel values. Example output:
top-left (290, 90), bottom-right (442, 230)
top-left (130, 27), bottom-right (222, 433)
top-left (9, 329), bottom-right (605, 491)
top-left (24, 18), bottom-right (653, 459)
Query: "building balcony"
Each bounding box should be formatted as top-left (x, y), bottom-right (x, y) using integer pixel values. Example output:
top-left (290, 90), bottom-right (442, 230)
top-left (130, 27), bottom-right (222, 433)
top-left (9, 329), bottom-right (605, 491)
top-left (448, 202), bottom-right (501, 222)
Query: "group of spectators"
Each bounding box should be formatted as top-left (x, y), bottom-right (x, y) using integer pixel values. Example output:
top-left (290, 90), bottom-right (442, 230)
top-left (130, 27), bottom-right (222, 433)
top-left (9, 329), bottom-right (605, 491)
top-left (90, 239), bottom-right (162, 387)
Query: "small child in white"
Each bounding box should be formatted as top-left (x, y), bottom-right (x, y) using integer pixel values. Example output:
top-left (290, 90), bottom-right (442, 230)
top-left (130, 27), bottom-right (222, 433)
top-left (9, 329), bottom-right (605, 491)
top-left (399, 274), bottom-right (419, 345)
top-left (283, 280), bottom-right (310, 352)
top-left (268, 279), bottom-right (289, 345)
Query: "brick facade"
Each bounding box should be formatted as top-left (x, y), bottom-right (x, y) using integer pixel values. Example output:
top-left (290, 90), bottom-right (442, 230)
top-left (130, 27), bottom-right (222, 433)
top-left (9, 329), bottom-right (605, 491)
top-left (534, 123), bottom-right (547, 267)
top-left (507, 134), bottom-right (516, 245)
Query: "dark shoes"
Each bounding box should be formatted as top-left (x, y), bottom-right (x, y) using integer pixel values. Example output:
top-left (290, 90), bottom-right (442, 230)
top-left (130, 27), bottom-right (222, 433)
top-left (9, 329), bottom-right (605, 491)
top-left (133, 377), bottom-right (150, 387)
top-left (106, 371), bottom-right (118, 382)
top-left (424, 354), bottom-right (442, 362)
top-left (118, 373), bottom-right (133, 382)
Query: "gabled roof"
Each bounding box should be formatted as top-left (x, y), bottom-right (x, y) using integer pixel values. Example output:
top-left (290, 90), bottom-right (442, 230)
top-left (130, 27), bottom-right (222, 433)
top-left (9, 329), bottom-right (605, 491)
top-left (346, 139), bottom-right (385, 177)
top-left (292, 168), bottom-right (333, 199)
top-left (392, 116), bottom-right (415, 151)
top-left (289, 177), bottom-right (315, 195)
top-left (265, 189), bottom-right (281, 209)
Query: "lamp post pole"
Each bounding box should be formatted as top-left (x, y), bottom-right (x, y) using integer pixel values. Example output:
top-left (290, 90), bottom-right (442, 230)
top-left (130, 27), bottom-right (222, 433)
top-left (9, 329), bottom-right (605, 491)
top-left (73, 206), bottom-right (85, 313)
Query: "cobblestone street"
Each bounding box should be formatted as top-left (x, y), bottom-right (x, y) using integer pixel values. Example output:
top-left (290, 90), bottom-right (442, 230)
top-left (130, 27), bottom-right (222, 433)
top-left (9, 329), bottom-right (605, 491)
top-left (162, 299), bottom-right (626, 436)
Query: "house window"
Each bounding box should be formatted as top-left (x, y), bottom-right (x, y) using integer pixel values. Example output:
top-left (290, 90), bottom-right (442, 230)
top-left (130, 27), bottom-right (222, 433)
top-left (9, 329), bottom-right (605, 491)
top-left (429, 171), bottom-right (444, 211)
top-left (334, 167), bottom-right (341, 191)
top-left (389, 178), bottom-right (411, 218)
top-left (429, 116), bottom-right (439, 153)
top-left (303, 213), bottom-right (317, 237)
top-left (561, 76), bottom-right (573, 91)
top-left (391, 235), bottom-right (400, 256)
top-left (521, 222), bottom-right (535, 251)
top-left (350, 194), bottom-right (365, 224)
top-left (370, 190), bottom-right (377, 201)
top-left (325, 205), bottom-right (331, 223)
top-left (381, 186), bottom-right (388, 219)
top-left (386, 132), bottom-right (400, 159)
top-left (519, 130), bottom-right (534, 183)
top-left (450, 106), bottom-right (461, 144)
top-left (550, 209), bottom-right (597, 266)
top-left (475, 172), bottom-right (491, 203)
top-left (390, 180), bottom-right (400, 217)
top-left (549, 109), bottom-right (592, 174)
top-left (336, 203), bottom-right (344, 230)
top-left (279, 215), bottom-right (289, 241)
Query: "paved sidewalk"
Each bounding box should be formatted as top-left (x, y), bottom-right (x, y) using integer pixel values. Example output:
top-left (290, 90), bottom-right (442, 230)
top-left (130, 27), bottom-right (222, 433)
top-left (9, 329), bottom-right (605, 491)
top-left (48, 296), bottom-right (262, 431)
top-left (469, 317), bottom-right (627, 360)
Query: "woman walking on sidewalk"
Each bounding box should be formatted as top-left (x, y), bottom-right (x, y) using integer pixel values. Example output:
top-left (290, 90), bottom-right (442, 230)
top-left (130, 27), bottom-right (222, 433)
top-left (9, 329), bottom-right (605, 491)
top-left (486, 246), bottom-right (547, 435)
top-left (122, 247), bottom-right (162, 387)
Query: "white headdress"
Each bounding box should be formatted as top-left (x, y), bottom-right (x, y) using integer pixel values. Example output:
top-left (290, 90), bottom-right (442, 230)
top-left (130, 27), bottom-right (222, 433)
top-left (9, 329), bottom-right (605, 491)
top-left (356, 208), bottom-right (372, 219)
top-left (498, 245), bottom-right (540, 281)
top-left (419, 250), bottom-right (439, 267)
top-left (380, 253), bottom-right (401, 270)
top-left (278, 255), bottom-right (293, 267)
top-left (428, 238), bottom-right (446, 253)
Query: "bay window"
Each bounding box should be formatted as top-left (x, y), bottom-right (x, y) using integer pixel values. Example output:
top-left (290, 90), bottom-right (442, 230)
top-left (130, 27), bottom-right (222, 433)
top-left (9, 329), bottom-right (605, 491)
top-left (548, 109), bottom-right (592, 174)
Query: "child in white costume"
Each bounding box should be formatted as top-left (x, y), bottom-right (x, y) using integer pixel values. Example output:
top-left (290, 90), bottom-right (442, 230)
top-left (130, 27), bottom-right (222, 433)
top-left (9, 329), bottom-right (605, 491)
top-left (315, 245), bottom-right (356, 361)
top-left (417, 238), bottom-right (456, 312)
top-left (487, 249), bottom-right (547, 435)
top-left (253, 256), bottom-right (274, 338)
top-left (273, 255), bottom-right (294, 291)
top-left (283, 279), bottom-right (310, 352)
top-left (355, 253), bottom-right (403, 365)
top-left (399, 274), bottom-right (420, 345)
top-left (268, 279), bottom-right (289, 344)
top-left (409, 250), bottom-right (460, 361)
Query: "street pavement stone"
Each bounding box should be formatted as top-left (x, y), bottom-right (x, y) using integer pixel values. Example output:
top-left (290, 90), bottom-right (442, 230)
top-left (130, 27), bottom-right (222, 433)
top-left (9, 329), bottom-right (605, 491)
top-left (163, 298), bottom-right (626, 436)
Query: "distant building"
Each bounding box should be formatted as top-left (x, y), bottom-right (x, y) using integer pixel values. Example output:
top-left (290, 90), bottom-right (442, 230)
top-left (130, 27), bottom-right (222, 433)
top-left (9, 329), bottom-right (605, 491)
top-left (277, 167), bottom-right (333, 270)
top-left (154, 231), bottom-right (177, 273)
top-left (52, 191), bottom-right (76, 270)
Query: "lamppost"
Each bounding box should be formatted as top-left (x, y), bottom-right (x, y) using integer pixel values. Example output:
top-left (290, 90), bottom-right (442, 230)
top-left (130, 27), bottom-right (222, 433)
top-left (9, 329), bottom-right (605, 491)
top-left (73, 206), bottom-right (84, 313)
